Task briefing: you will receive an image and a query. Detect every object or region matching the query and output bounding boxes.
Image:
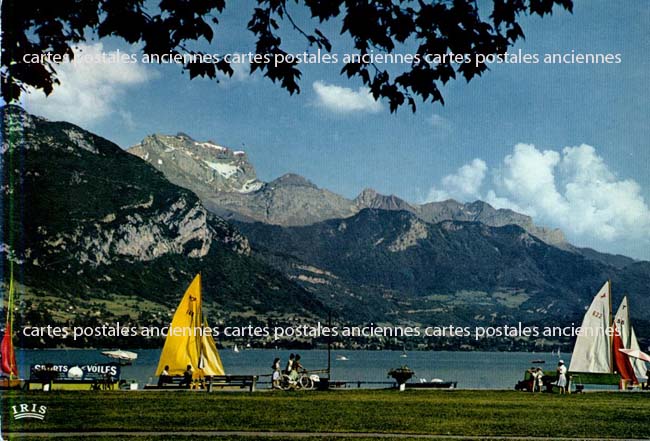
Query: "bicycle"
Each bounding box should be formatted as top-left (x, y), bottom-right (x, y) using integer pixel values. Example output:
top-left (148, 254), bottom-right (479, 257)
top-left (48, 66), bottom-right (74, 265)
top-left (279, 369), bottom-right (325, 390)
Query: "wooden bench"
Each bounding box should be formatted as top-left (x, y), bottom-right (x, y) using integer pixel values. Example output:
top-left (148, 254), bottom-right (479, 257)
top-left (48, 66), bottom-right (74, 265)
top-left (208, 375), bottom-right (257, 392)
top-left (149, 376), bottom-right (191, 389)
top-left (147, 375), bottom-right (257, 392)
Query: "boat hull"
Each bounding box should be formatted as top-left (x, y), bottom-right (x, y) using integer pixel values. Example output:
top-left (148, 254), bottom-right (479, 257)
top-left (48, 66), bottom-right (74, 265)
top-left (569, 372), bottom-right (621, 385)
top-left (405, 381), bottom-right (457, 389)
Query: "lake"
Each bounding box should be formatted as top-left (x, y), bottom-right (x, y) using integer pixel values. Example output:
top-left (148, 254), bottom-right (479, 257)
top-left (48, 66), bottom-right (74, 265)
top-left (15, 349), bottom-right (570, 389)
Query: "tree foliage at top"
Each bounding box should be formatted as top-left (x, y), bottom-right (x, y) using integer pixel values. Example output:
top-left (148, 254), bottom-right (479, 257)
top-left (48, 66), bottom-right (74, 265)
top-left (1, 0), bottom-right (572, 111)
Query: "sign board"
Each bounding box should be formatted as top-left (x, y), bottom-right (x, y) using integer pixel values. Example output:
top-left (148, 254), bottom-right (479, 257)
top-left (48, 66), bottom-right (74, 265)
top-left (29, 363), bottom-right (121, 381)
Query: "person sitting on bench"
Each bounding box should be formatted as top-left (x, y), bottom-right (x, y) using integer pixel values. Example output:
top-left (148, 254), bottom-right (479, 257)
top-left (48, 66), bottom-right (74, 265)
top-left (158, 365), bottom-right (171, 387)
top-left (180, 365), bottom-right (193, 388)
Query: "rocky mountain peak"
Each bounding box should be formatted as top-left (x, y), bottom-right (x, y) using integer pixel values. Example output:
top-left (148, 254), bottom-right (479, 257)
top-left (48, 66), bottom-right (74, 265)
top-left (354, 188), bottom-right (416, 212)
top-left (129, 134), bottom-right (264, 194)
top-left (270, 173), bottom-right (317, 188)
top-left (4, 110), bottom-right (252, 273)
top-left (357, 187), bottom-right (378, 198)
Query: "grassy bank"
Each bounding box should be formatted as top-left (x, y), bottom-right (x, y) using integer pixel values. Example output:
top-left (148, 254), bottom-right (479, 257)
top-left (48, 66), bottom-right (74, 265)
top-left (2, 389), bottom-right (649, 439)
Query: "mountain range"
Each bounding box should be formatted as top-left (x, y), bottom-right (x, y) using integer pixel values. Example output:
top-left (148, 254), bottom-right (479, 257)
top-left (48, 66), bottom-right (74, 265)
top-left (128, 135), bottom-right (568, 248)
top-left (3, 107), bottom-right (648, 350)
top-left (127, 131), bottom-right (650, 343)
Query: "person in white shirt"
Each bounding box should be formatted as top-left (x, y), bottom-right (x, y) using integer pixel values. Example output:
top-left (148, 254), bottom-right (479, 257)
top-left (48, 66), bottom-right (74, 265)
top-left (271, 357), bottom-right (281, 390)
top-left (157, 365), bottom-right (170, 387)
top-left (534, 368), bottom-right (544, 392)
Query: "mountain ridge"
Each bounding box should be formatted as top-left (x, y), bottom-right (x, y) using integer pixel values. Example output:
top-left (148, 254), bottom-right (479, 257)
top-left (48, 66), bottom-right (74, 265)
top-left (235, 208), bottom-right (650, 328)
top-left (6, 108), bottom-right (647, 350)
top-left (130, 133), bottom-right (632, 262)
top-left (1, 106), bottom-right (330, 347)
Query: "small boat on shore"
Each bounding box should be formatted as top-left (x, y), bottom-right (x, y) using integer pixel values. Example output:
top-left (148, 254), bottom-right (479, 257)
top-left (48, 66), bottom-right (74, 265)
top-left (388, 366), bottom-right (457, 390)
top-left (406, 379), bottom-right (457, 390)
top-left (570, 281), bottom-right (646, 387)
top-left (516, 281), bottom-right (647, 392)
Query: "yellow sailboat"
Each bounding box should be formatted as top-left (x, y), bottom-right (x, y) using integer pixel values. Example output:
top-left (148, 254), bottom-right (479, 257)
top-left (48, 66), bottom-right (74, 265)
top-left (154, 274), bottom-right (224, 379)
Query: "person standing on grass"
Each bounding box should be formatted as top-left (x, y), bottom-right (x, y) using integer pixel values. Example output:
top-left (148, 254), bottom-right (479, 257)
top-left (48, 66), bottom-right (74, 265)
top-left (535, 368), bottom-right (544, 392)
top-left (285, 353), bottom-right (294, 374)
top-left (290, 354), bottom-right (304, 381)
top-left (556, 360), bottom-right (567, 394)
top-left (272, 357), bottom-right (281, 389)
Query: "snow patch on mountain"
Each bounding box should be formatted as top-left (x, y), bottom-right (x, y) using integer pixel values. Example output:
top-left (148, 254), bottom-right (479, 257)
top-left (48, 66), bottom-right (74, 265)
top-left (204, 161), bottom-right (240, 178)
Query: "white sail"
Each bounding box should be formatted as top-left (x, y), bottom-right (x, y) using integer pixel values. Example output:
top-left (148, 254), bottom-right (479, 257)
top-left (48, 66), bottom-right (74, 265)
top-left (614, 296), bottom-right (647, 381)
top-left (569, 281), bottom-right (612, 373)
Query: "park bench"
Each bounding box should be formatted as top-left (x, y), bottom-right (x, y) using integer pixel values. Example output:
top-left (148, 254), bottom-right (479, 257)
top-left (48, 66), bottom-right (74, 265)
top-left (208, 375), bottom-right (257, 392)
top-left (149, 374), bottom-right (257, 392)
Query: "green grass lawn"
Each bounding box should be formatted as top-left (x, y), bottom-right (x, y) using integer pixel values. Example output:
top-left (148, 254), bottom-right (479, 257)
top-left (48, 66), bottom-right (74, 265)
top-left (2, 389), bottom-right (649, 439)
top-left (10, 438), bottom-right (519, 441)
top-left (11, 438), bottom-right (525, 441)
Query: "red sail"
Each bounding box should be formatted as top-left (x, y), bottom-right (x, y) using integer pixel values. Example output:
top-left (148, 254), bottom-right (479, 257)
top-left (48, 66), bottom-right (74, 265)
top-left (1, 329), bottom-right (17, 376)
top-left (613, 324), bottom-right (637, 384)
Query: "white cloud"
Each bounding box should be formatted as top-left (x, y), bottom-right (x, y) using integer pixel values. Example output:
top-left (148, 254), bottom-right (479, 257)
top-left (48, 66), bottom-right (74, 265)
top-left (492, 143), bottom-right (650, 241)
top-left (429, 114), bottom-right (450, 129)
top-left (426, 143), bottom-right (650, 251)
top-left (23, 43), bottom-right (154, 127)
top-left (426, 158), bottom-right (487, 202)
top-left (312, 81), bottom-right (382, 114)
top-left (484, 190), bottom-right (526, 214)
top-left (495, 143), bottom-right (567, 220)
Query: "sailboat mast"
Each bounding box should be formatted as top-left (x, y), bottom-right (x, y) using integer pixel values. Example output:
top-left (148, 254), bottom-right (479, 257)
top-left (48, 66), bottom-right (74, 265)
top-left (7, 265), bottom-right (15, 380)
top-left (608, 279), bottom-right (613, 374)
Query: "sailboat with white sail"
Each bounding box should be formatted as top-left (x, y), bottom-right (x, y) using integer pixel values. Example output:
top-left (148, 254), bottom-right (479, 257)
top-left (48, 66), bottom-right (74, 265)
top-left (569, 281), bottom-right (647, 386)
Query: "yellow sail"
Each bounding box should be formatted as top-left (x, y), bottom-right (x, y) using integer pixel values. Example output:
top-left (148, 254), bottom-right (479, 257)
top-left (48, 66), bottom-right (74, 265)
top-left (155, 274), bottom-right (225, 377)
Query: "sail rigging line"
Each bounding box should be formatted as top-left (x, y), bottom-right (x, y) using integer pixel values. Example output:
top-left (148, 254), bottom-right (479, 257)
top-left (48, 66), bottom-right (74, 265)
top-left (608, 279), bottom-right (613, 374)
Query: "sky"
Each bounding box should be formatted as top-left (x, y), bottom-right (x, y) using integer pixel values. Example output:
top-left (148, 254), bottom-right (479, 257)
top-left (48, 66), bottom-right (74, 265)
top-left (20, 0), bottom-right (650, 260)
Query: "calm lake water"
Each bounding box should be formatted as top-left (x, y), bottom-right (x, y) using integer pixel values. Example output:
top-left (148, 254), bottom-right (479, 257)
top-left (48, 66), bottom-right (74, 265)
top-left (15, 349), bottom-right (571, 390)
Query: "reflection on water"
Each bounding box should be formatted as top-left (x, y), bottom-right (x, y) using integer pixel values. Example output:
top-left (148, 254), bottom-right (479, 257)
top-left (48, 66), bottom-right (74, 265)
top-left (15, 349), bottom-right (571, 390)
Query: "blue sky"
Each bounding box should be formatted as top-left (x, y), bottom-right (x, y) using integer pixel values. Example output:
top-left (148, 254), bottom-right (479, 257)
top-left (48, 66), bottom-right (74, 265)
top-left (22, 0), bottom-right (650, 259)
